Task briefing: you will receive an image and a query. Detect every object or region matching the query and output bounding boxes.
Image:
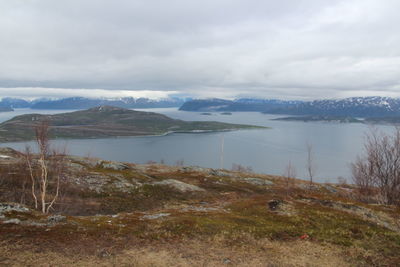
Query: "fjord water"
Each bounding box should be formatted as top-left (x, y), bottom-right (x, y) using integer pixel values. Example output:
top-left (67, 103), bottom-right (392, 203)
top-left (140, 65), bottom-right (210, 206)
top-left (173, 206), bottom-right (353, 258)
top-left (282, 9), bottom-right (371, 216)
top-left (0, 108), bottom-right (392, 183)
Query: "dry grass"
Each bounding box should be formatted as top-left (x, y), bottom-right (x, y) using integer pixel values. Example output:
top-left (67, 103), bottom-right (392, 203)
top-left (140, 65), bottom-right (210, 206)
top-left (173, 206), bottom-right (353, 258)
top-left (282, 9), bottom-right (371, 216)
top-left (0, 238), bottom-right (359, 267)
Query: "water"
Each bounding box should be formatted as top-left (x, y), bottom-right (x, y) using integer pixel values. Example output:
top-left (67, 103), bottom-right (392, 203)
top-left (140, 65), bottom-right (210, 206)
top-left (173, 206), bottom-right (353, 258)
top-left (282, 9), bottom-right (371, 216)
top-left (0, 108), bottom-right (393, 182)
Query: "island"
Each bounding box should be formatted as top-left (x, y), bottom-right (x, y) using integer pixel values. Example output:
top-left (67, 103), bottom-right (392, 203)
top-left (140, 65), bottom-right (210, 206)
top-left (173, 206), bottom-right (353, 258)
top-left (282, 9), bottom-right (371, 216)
top-left (0, 106), bottom-right (266, 142)
top-left (273, 115), bottom-right (363, 123)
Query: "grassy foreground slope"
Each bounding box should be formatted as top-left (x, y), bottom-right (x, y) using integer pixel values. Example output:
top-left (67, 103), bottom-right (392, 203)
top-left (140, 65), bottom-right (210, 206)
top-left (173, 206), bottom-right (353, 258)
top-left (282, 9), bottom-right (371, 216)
top-left (0, 106), bottom-right (264, 142)
top-left (0, 148), bottom-right (400, 266)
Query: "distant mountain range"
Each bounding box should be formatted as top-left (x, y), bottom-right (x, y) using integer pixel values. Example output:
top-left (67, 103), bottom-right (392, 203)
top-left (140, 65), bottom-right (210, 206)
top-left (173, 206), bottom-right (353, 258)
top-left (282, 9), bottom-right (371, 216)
top-left (3, 96), bottom-right (400, 118)
top-left (0, 97), bottom-right (186, 111)
top-left (180, 97), bottom-right (400, 118)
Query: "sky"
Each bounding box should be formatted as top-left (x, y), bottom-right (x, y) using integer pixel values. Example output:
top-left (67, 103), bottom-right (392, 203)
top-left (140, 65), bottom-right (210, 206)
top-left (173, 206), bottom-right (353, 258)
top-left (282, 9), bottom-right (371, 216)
top-left (0, 0), bottom-right (399, 100)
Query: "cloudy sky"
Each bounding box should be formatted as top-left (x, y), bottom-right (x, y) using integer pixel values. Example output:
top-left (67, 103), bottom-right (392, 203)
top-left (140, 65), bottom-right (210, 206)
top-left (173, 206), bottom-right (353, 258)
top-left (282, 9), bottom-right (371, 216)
top-left (0, 0), bottom-right (399, 100)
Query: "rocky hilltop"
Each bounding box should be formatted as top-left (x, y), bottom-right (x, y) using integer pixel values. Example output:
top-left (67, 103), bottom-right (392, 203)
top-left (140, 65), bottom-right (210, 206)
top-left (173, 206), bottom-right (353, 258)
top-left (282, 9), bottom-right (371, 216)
top-left (0, 147), bottom-right (399, 266)
top-left (0, 106), bottom-right (263, 142)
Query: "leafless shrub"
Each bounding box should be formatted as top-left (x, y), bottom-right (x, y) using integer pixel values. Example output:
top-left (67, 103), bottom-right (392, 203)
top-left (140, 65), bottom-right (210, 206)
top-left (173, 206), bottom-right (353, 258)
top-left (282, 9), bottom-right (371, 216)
top-left (337, 176), bottom-right (347, 185)
top-left (231, 163), bottom-right (253, 173)
top-left (175, 159), bottom-right (184, 166)
top-left (351, 127), bottom-right (400, 206)
top-left (146, 160), bottom-right (157, 164)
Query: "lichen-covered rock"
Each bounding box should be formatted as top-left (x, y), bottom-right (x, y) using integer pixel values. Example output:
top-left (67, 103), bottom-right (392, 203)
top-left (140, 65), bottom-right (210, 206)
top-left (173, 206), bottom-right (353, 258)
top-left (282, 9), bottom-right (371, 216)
top-left (298, 183), bottom-right (320, 191)
top-left (67, 155), bottom-right (100, 168)
top-left (154, 179), bottom-right (205, 192)
top-left (322, 185), bottom-right (338, 193)
top-left (99, 161), bottom-right (130, 171)
top-left (209, 170), bottom-right (236, 177)
top-left (73, 173), bottom-right (109, 193)
top-left (0, 147), bottom-right (20, 158)
top-left (267, 200), bottom-right (296, 216)
top-left (181, 166), bottom-right (208, 173)
top-left (47, 215), bottom-right (67, 223)
top-left (243, 177), bottom-right (273, 186)
top-left (3, 218), bottom-right (21, 224)
top-left (0, 203), bottom-right (29, 216)
top-left (66, 161), bottom-right (86, 171)
top-left (141, 213), bottom-right (170, 220)
top-left (110, 175), bottom-right (142, 192)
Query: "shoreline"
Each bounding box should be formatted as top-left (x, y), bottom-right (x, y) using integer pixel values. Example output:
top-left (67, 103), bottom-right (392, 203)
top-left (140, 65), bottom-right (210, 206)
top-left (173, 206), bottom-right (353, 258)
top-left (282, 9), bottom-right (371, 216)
top-left (0, 127), bottom-right (268, 144)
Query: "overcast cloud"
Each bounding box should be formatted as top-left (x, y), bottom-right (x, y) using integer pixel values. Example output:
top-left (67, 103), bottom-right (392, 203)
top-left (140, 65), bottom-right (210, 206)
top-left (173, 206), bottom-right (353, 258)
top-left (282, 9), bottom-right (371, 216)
top-left (0, 0), bottom-right (399, 100)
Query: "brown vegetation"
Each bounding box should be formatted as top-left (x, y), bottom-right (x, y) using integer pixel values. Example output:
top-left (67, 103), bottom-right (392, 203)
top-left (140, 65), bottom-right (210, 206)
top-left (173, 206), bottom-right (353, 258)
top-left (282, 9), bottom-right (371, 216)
top-left (352, 127), bottom-right (400, 206)
top-left (1, 147), bottom-right (400, 266)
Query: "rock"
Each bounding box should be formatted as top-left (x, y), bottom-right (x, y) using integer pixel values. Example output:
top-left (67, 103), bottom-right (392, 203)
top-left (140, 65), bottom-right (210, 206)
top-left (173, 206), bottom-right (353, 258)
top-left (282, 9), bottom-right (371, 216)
top-left (0, 203), bottom-right (30, 215)
top-left (209, 170), bottom-right (236, 177)
top-left (66, 161), bottom-right (86, 171)
top-left (141, 213), bottom-right (170, 220)
top-left (268, 200), bottom-right (282, 211)
top-left (242, 177), bottom-right (273, 186)
top-left (0, 147), bottom-right (20, 157)
top-left (47, 215), bottom-right (67, 223)
top-left (154, 179), bottom-right (205, 192)
top-left (182, 206), bottom-right (222, 212)
top-left (268, 200), bottom-right (296, 216)
top-left (322, 185), bottom-right (338, 193)
top-left (99, 161), bottom-right (130, 171)
top-left (78, 173), bottom-right (109, 193)
top-left (298, 184), bottom-right (320, 191)
top-left (67, 156), bottom-right (100, 168)
top-left (3, 218), bottom-right (21, 224)
top-left (111, 175), bottom-right (141, 193)
top-left (223, 258), bottom-right (232, 264)
top-left (181, 166), bottom-right (208, 173)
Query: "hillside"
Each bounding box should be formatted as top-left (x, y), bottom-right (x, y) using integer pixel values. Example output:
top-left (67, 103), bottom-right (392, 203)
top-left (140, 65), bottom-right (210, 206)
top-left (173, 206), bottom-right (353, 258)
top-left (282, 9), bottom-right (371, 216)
top-left (0, 147), bottom-right (399, 266)
top-left (0, 106), bottom-right (263, 142)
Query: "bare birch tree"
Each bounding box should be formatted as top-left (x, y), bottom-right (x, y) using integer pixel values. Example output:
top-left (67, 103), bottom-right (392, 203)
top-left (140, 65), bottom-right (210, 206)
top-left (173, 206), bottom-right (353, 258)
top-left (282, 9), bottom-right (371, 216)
top-left (306, 142), bottom-right (317, 188)
top-left (284, 161), bottom-right (296, 196)
top-left (24, 120), bottom-right (66, 213)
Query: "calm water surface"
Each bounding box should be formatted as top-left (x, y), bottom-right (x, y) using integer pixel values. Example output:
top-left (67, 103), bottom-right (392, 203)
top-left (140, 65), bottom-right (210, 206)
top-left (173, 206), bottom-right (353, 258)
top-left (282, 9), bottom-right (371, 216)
top-left (0, 108), bottom-right (392, 182)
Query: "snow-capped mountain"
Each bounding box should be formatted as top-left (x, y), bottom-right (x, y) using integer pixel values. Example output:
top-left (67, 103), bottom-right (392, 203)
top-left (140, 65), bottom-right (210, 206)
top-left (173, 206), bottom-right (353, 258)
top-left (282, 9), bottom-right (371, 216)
top-left (278, 97), bottom-right (400, 117)
top-left (28, 97), bottom-right (185, 109)
top-left (180, 97), bottom-right (400, 117)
